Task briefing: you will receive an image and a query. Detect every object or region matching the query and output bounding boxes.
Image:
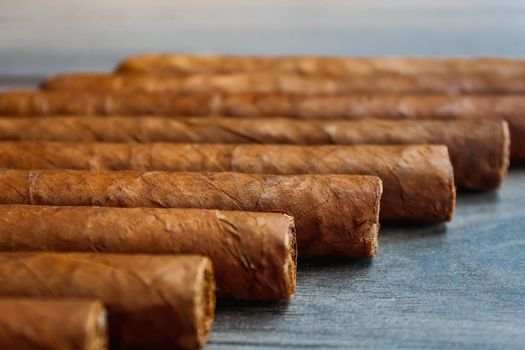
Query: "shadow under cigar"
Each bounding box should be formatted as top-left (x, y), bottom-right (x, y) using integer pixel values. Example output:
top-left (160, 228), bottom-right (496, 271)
top-left (216, 298), bottom-right (291, 313)
top-left (456, 190), bottom-right (500, 207)
top-left (457, 186), bottom-right (500, 197)
top-left (298, 256), bottom-right (373, 268)
top-left (296, 256), bottom-right (374, 285)
top-left (380, 222), bottom-right (448, 236)
top-left (509, 163), bottom-right (525, 170)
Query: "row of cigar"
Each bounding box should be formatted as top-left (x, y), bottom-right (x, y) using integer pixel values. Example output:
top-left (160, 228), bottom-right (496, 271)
top-left (0, 54), bottom-right (520, 349)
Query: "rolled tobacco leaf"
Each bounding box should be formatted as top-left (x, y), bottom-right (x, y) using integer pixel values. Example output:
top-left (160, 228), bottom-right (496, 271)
top-left (0, 252), bottom-right (215, 350)
top-left (0, 298), bottom-right (107, 350)
top-left (0, 91), bottom-right (521, 163)
top-left (0, 142), bottom-right (455, 222)
top-left (0, 169), bottom-right (382, 257)
top-left (0, 116), bottom-right (509, 188)
top-left (41, 71), bottom-right (525, 95)
top-left (115, 54), bottom-right (525, 76)
top-left (0, 204), bottom-right (296, 301)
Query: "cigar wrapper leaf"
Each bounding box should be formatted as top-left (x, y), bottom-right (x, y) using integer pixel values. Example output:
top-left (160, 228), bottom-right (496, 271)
top-left (0, 252), bottom-right (215, 350)
top-left (0, 169), bottom-right (382, 257)
top-left (115, 54), bottom-right (525, 76)
top-left (0, 205), bottom-right (296, 301)
top-left (0, 298), bottom-right (107, 350)
top-left (42, 72), bottom-right (525, 95)
top-left (0, 116), bottom-right (509, 189)
top-left (0, 142), bottom-right (454, 223)
top-left (0, 91), bottom-right (521, 164)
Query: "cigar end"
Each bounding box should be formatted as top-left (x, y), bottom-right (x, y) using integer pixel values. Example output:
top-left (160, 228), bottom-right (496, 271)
top-left (84, 300), bottom-right (109, 350)
top-left (497, 120), bottom-right (511, 188)
top-left (39, 78), bottom-right (52, 90)
top-left (448, 184), bottom-right (457, 222)
top-left (366, 223), bottom-right (380, 257)
top-left (282, 214), bottom-right (297, 300)
top-left (465, 119), bottom-right (511, 190)
top-left (115, 60), bottom-right (133, 74)
top-left (193, 258), bottom-right (216, 348)
top-left (367, 177), bottom-right (382, 257)
top-left (442, 146), bottom-right (457, 222)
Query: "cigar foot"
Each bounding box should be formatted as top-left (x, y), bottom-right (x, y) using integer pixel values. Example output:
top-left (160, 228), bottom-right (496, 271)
top-left (283, 218), bottom-right (297, 298)
top-left (84, 302), bottom-right (108, 350)
top-left (0, 298), bottom-right (108, 350)
top-left (194, 260), bottom-right (215, 348)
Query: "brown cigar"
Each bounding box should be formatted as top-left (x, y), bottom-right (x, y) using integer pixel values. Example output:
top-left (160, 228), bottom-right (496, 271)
top-left (0, 117), bottom-right (509, 189)
top-left (0, 298), bottom-right (107, 350)
top-left (2, 91), bottom-right (520, 163)
top-left (115, 54), bottom-right (525, 76)
top-left (0, 204), bottom-right (295, 301)
top-left (0, 253), bottom-right (215, 350)
top-left (0, 169), bottom-right (382, 257)
top-left (42, 72), bottom-right (525, 95)
top-left (0, 142), bottom-right (454, 223)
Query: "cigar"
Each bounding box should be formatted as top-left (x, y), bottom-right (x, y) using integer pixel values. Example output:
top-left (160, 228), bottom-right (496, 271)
top-left (0, 116), bottom-right (509, 189)
top-left (115, 54), bottom-right (525, 76)
top-left (0, 298), bottom-right (107, 350)
top-left (0, 253), bottom-right (215, 350)
top-left (0, 90), bottom-right (522, 156)
top-left (0, 169), bottom-right (382, 257)
top-left (0, 142), bottom-right (454, 222)
top-left (2, 91), bottom-right (520, 164)
top-left (41, 72), bottom-right (525, 95)
top-left (0, 204), bottom-right (296, 301)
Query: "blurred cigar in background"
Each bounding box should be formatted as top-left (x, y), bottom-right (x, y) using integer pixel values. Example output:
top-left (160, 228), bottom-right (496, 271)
top-left (0, 205), bottom-right (296, 301)
top-left (0, 142), bottom-right (455, 223)
top-left (42, 72), bottom-right (525, 95)
top-left (0, 253), bottom-right (215, 350)
top-left (115, 54), bottom-right (525, 77)
top-left (0, 91), bottom-right (521, 164)
top-left (0, 169), bottom-right (382, 257)
top-left (0, 116), bottom-right (509, 190)
top-left (0, 298), bottom-right (107, 350)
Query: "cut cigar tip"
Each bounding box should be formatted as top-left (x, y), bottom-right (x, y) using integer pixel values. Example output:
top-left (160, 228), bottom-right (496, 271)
top-left (448, 185), bottom-right (457, 222)
top-left (362, 176), bottom-right (383, 258)
top-left (194, 258), bottom-right (216, 348)
top-left (420, 145), bottom-right (456, 223)
top-left (369, 177), bottom-right (383, 256)
top-left (443, 146), bottom-right (457, 222)
top-left (367, 223), bottom-right (380, 257)
top-left (499, 120), bottom-right (511, 188)
top-left (283, 214), bottom-right (297, 299)
top-left (85, 300), bottom-right (109, 350)
top-left (0, 298), bottom-right (109, 350)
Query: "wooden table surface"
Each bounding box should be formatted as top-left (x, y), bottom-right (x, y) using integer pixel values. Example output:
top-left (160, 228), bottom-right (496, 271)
top-left (1, 1), bottom-right (524, 349)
